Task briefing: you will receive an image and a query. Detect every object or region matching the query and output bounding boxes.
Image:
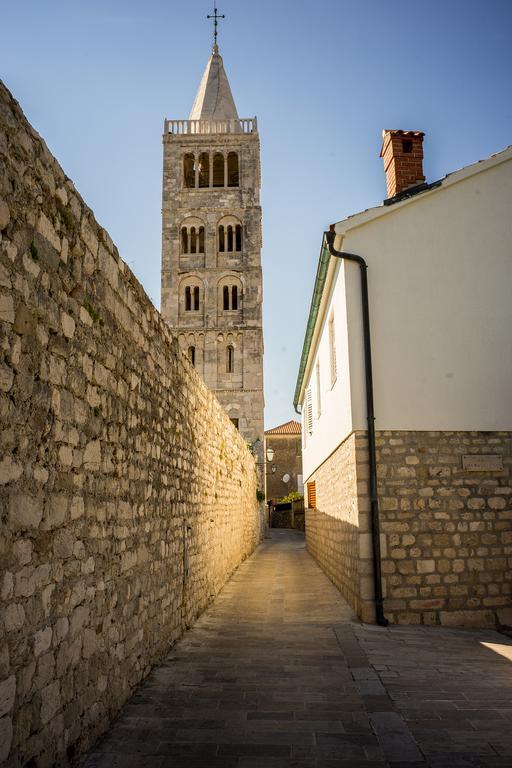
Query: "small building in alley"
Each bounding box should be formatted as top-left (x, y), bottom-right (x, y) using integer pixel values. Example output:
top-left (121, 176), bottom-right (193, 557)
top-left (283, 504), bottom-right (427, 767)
top-left (264, 419), bottom-right (303, 502)
top-left (294, 132), bottom-right (512, 628)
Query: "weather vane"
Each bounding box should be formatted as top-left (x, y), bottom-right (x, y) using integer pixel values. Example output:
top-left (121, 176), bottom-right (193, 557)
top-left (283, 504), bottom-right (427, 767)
top-left (207, 4), bottom-right (225, 49)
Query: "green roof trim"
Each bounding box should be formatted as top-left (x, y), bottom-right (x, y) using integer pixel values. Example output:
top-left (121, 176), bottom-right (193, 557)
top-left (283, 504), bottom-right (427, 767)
top-left (293, 236), bottom-right (331, 411)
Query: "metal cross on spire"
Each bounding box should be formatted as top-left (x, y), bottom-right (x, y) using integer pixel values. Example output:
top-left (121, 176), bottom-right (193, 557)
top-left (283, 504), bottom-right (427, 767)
top-left (207, 4), bottom-right (225, 51)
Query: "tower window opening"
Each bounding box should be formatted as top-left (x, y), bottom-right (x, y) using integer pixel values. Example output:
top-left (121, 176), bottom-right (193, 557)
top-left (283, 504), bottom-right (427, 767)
top-left (183, 154), bottom-right (195, 188)
top-left (223, 285), bottom-right (230, 310)
top-left (226, 344), bottom-right (234, 373)
top-left (218, 225), bottom-right (225, 252)
top-left (402, 139), bottom-right (413, 153)
top-left (230, 417), bottom-right (239, 430)
top-left (185, 286), bottom-right (192, 311)
top-left (190, 227), bottom-right (197, 254)
top-left (235, 224), bottom-right (242, 251)
top-left (193, 286), bottom-right (200, 311)
top-left (227, 152), bottom-right (239, 187)
top-left (213, 153), bottom-right (224, 187)
top-left (198, 152), bottom-right (210, 187)
top-left (181, 227), bottom-right (188, 254)
top-left (227, 225), bottom-right (234, 252)
top-left (188, 346), bottom-right (196, 366)
top-left (198, 226), bottom-right (205, 254)
top-left (232, 285), bottom-right (238, 310)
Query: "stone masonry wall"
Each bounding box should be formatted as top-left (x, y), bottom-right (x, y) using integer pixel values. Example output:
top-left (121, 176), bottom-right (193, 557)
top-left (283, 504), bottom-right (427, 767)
top-left (0, 81), bottom-right (262, 766)
top-left (306, 428), bottom-right (511, 629)
top-left (305, 432), bottom-right (376, 623)
top-left (376, 430), bottom-right (512, 628)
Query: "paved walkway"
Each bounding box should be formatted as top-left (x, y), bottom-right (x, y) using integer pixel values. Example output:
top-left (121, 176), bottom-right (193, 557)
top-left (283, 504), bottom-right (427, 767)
top-left (82, 530), bottom-right (512, 768)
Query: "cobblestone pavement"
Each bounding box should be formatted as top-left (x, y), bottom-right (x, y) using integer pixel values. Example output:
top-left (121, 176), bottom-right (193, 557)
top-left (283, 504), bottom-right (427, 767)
top-left (82, 530), bottom-right (512, 768)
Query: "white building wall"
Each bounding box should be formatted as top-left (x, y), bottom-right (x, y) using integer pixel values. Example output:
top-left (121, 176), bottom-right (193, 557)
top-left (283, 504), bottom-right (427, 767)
top-left (301, 153), bottom-right (512, 480)
top-left (344, 156), bottom-right (512, 432)
top-left (301, 261), bottom-right (353, 481)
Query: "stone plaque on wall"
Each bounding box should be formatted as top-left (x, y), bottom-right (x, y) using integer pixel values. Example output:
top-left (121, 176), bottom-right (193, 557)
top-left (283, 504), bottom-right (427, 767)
top-left (462, 454), bottom-right (503, 471)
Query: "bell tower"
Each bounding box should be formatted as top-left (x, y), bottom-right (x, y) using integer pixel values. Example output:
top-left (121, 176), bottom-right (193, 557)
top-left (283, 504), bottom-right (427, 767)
top-left (161, 33), bottom-right (264, 463)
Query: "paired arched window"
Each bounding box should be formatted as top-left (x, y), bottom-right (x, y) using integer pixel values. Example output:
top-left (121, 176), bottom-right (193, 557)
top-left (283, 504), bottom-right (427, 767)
top-left (183, 152), bottom-right (240, 188)
top-left (218, 224), bottom-right (242, 253)
top-left (188, 346), bottom-right (196, 366)
top-left (185, 285), bottom-right (200, 311)
top-left (223, 285), bottom-right (239, 311)
top-left (181, 225), bottom-right (205, 254)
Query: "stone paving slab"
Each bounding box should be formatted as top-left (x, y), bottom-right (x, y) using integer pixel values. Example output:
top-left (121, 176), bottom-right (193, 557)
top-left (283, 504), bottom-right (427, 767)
top-left (81, 530), bottom-right (512, 768)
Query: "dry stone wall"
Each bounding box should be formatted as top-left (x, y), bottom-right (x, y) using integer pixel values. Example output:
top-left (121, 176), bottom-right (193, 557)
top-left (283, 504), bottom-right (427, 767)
top-left (0, 81), bottom-right (262, 766)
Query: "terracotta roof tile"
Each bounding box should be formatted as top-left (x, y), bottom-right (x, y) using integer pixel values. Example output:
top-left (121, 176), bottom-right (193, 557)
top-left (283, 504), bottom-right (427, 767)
top-left (265, 420), bottom-right (302, 435)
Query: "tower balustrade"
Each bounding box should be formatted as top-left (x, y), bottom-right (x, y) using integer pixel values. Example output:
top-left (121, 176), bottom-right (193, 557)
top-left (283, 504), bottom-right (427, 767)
top-left (164, 117), bottom-right (257, 135)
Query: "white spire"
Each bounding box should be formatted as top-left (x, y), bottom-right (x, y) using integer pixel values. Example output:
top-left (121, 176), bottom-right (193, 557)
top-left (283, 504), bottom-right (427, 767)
top-left (189, 49), bottom-right (239, 122)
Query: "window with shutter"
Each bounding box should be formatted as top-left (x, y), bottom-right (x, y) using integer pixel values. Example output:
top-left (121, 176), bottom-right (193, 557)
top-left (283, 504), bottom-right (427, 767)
top-left (306, 387), bottom-right (313, 435)
top-left (307, 481), bottom-right (316, 509)
top-left (316, 361), bottom-right (321, 417)
top-left (329, 313), bottom-right (337, 386)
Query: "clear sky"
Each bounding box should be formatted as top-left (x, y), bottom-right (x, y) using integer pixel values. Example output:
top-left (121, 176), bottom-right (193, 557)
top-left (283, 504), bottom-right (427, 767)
top-left (2, 0), bottom-right (511, 429)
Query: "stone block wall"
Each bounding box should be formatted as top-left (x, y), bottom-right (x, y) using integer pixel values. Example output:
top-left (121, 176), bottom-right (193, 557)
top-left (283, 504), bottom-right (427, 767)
top-left (0, 81), bottom-right (262, 766)
top-left (305, 428), bottom-right (511, 629)
top-left (377, 430), bottom-right (512, 628)
top-left (305, 433), bottom-right (376, 622)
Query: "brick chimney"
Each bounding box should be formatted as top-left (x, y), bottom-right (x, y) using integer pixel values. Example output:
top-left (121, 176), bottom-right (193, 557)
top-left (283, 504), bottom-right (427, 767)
top-left (380, 130), bottom-right (425, 199)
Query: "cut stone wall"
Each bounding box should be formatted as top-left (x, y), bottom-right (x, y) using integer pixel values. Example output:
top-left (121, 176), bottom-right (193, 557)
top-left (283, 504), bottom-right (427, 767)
top-left (0, 81), bottom-right (262, 766)
top-left (377, 430), bottom-right (512, 628)
top-left (306, 429), bottom-right (511, 629)
top-left (305, 433), bottom-right (376, 622)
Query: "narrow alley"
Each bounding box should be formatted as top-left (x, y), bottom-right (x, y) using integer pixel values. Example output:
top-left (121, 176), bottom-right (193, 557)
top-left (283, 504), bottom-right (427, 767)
top-left (82, 531), bottom-right (512, 768)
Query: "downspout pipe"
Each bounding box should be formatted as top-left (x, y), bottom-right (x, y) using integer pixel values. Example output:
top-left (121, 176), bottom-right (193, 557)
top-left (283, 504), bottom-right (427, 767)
top-left (325, 225), bottom-right (388, 627)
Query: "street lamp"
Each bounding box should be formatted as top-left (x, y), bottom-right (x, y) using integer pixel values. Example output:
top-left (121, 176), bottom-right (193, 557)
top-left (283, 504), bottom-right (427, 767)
top-left (266, 446), bottom-right (274, 462)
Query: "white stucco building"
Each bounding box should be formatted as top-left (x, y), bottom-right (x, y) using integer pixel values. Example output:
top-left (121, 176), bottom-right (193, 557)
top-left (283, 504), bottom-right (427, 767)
top-left (294, 133), bottom-right (512, 627)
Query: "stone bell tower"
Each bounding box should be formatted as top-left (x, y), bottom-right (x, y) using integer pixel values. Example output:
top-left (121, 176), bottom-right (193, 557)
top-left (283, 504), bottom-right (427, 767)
top-left (161, 40), bottom-right (264, 464)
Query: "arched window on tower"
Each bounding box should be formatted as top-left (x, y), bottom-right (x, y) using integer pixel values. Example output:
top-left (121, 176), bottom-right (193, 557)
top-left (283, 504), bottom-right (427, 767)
top-left (190, 227), bottom-right (197, 254)
top-left (223, 285), bottom-right (229, 311)
top-left (232, 285), bottom-right (238, 310)
top-left (188, 346), bottom-right (196, 367)
top-left (227, 225), bottom-right (234, 253)
top-left (213, 153), bottom-right (224, 187)
top-left (193, 286), bottom-right (200, 311)
top-left (226, 345), bottom-right (234, 373)
top-left (181, 227), bottom-right (189, 254)
top-left (235, 224), bottom-right (242, 252)
top-left (185, 286), bottom-right (192, 311)
top-left (227, 152), bottom-right (239, 187)
top-left (198, 227), bottom-right (205, 253)
top-left (218, 225), bottom-right (225, 252)
top-left (183, 154), bottom-right (195, 188)
top-left (198, 152), bottom-right (209, 188)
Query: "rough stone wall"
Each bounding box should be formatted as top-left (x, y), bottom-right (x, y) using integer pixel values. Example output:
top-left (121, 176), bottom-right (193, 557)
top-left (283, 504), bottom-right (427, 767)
top-left (0, 81), bottom-right (262, 766)
top-left (377, 430), bottom-right (512, 628)
top-left (306, 428), bottom-right (511, 629)
top-left (264, 433), bottom-right (303, 502)
top-left (305, 433), bottom-right (376, 622)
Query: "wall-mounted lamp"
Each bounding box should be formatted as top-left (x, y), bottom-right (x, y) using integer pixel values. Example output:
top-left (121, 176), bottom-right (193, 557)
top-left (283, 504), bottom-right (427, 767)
top-left (266, 447), bottom-right (274, 462)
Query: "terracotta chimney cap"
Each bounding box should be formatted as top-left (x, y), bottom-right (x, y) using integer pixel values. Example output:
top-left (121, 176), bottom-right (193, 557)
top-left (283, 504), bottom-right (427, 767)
top-left (380, 129), bottom-right (425, 157)
top-left (380, 129), bottom-right (426, 199)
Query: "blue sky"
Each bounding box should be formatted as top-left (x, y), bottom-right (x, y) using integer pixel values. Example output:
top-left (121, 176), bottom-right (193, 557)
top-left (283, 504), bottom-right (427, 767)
top-left (2, 0), bottom-right (511, 428)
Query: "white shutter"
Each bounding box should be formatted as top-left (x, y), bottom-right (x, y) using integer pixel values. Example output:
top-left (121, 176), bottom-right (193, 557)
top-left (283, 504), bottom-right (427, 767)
top-left (306, 387), bottom-right (313, 435)
top-left (329, 314), bottom-right (337, 385)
